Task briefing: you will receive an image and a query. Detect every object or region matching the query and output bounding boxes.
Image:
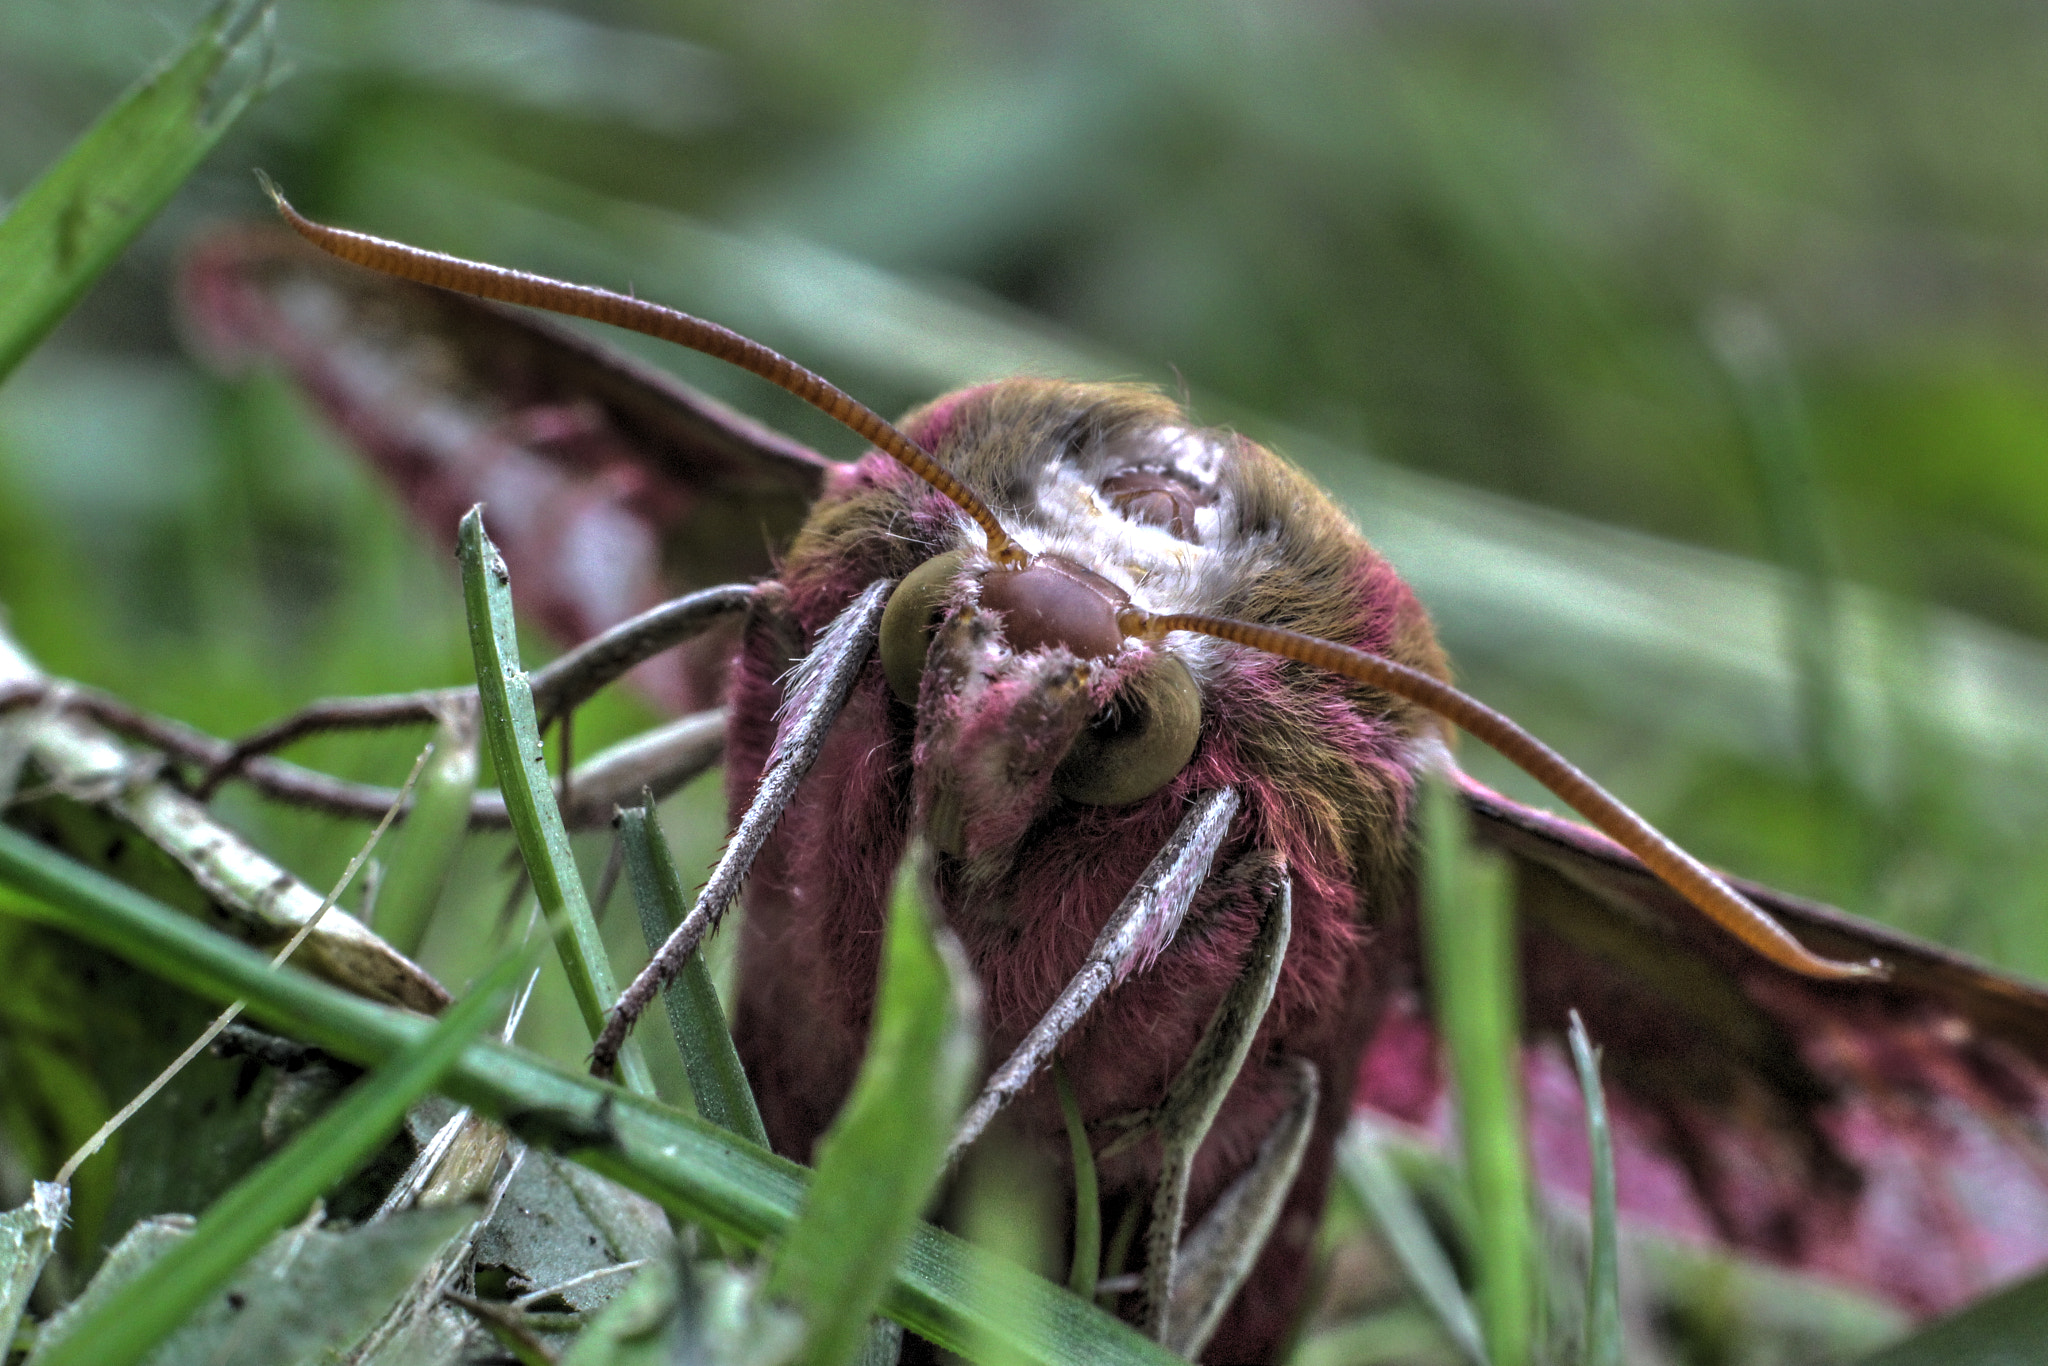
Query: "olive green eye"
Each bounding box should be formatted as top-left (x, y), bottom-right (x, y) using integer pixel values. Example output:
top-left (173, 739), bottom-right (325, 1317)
top-left (1052, 654), bottom-right (1202, 806)
top-left (881, 550), bottom-right (969, 705)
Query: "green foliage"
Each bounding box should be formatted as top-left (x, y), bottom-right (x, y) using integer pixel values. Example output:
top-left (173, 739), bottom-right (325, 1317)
top-left (1054, 1066), bottom-right (1100, 1302)
top-left (26, 1206), bottom-right (469, 1366)
top-left (0, 830), bottom-right (1182, 1365)
top-left (457, 509), bottom-right (655, 1098)
top-left (1566, 1014), bottom-right (1621, 1366)
top-left (1420, 776), bottom-right (1535, 1366)
top-left (956, 1129), bottom-right (1062, 1366)
top-left (370, 710), bottom-right (477, 958)
top-left (0, 0), bottom-right (270, 382)
top-left (558, 1256), bottom-right (803, 1366)
top-left (1337, 1127), bottom-right (1487, 1366)
top-left (617, 798), bottom-right (768, 1147)
top-left (1854, 1265), bottom-right (2048, 1366)
top-left (767, 856), bottom-right (979, 1366)
top-left (21, 940), bottom-right (529, 1366)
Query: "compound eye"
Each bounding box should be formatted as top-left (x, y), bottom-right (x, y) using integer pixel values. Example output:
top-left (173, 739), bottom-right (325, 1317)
top-left (1052, 654), bottom-right (1202, 806)
top-left (880, 550), bottom-right (969, 706)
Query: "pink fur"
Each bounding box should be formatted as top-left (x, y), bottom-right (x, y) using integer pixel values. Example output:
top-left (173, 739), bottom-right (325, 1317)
top-left (728, 408), bottom-right (1429, 1362)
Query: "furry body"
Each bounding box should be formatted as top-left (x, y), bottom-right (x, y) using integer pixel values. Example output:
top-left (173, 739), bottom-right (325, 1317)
top-left (727, 380), bottom-right (1450, 1359)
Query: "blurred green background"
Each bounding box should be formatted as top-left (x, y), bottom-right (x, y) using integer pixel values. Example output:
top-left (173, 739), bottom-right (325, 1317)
top-left (5, 0), bottom-right (2048, 1084)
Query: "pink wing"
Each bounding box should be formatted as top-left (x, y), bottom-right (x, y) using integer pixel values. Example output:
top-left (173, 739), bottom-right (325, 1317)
top-left (1353, 770), bottom-right (2048, 1317)
top-left (180, 227), bottom-right (830, 712)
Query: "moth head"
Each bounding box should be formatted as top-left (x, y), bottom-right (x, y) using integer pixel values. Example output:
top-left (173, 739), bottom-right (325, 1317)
top-left (880, 540), bottom-right (1203, 810)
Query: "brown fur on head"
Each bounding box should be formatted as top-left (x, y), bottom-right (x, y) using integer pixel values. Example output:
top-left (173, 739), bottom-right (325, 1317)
top-left (776, 379), bottom-right (1451, 934)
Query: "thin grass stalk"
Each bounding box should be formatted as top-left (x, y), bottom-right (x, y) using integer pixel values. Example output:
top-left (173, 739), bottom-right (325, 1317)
top-left (1567, 1011), bottom-right (1621, 1366)
top-left (457, 507), bottom-right (655, 1096)
top-left (616, 797), bottom-right (767, 1146)
top-left (1420, 774), bottom-right (1535, 1366)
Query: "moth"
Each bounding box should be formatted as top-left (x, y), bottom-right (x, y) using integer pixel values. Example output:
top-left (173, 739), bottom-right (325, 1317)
top-left (179, 195), bottom-right (2048, 1362)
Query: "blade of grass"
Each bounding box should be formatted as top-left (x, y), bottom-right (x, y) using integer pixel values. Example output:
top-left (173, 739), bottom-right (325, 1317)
top-left (769, 851), bottom-right (980, 1366)
top-left (0, 0), bottom-right (273, 382)
top-left (1055, 1062), bottom-right (1101, 1301)
top-left (958, 1130), bottom-right (1060, 1366)
top-left (1705, 304), bottom-right (1852, 789)
top-left (373, 705), bottom-right (479, 957)
top-left (1290, 1305), bottom-right (1457, 1366)
top-left (1566, 1012), bottom-right (1620, 1366)
top-left (1853, 1264), bottom-right (2048, 1365)
top-left (1421, 773), bottom-right (1535, 1366)
top-left (617, 796), bottom-right (767, 1146)
top-left (1337, 1124), bottom-right (1487, 1366)
top-left (0, 824), bottom-right (1178, 1366)
top-left (458, 508), bottom-right (654, 1097)
top-left (26, 941), bottom-right (535, 1366)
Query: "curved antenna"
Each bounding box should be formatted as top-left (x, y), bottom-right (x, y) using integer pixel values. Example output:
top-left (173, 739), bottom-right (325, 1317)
top-left (1122, 607), bottom-right (1886, 983)
top-left (255, 174), bottom-right (1025, 568)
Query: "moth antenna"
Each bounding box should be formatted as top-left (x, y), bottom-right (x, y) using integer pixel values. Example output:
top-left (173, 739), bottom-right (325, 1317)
top-left (1122, 608), bottom-right (1888, 983)
top-left (254, 173), bottom-right (1025, 568)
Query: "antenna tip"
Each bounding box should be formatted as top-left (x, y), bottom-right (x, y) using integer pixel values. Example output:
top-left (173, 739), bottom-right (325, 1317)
top-left (251, 171), bottom-right (314, 237)
top-left (1815, 954), bottom-right (1890, 982)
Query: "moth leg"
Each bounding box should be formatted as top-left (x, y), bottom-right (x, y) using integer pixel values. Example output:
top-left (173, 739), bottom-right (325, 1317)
top-left (591, 579), bottom-right (891, 1075)
top-left (1141, 866), bottom-right (1292, 1347)
top-left (1164, 1055), bottom-right (1319, 1359)
top-left (945, 787), bottom-right (1242, 1167)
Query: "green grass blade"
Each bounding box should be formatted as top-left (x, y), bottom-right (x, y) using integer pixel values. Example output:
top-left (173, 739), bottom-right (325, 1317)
top-left (957, 1129), bottom-right (1059, 1366)
top-left (1566, 1012), bottom-right (1621, 1366)
top-left (1291, 1306), bottom-right (1456, 1366)
top-left (769, 853), bottom-right (980, 1366)
top-left (1854, 1265), bottom-right (2048, 1365)
top-left (1420, 774), bottom-right (1535, 1366)
top-left (1705, 305), bottom-right (1852, 788)
top-left (27, 944), bottom-right (534, 1366)
top-left (1056, 1063), bottom-right (1101, 1301)
top-left (617, 797), bottom-right (768, 1146)
top-left (372, 708), bottom-right (479, 957)
top-left (457, 507), bottom-right (655, 1097)
top-left (0, 824), bottom-right (1178, 1366)
top-left (1338, 1125), bottom-right (1487, 1366)
top-left (0, 0), bottom-right (273, 383)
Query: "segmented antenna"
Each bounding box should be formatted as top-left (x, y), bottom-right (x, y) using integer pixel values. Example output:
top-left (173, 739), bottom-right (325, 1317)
top-left (256, 174), bottom-right (1024, 568)
top-left (1121, 607), bottom-right (1887, 983)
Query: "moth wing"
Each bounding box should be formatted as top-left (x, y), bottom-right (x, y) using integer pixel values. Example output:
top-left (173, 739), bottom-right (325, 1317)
top-left (1355, 767), bottom-right (2048, 1316)
top-left (179, 226), bottom-right (831, 711)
